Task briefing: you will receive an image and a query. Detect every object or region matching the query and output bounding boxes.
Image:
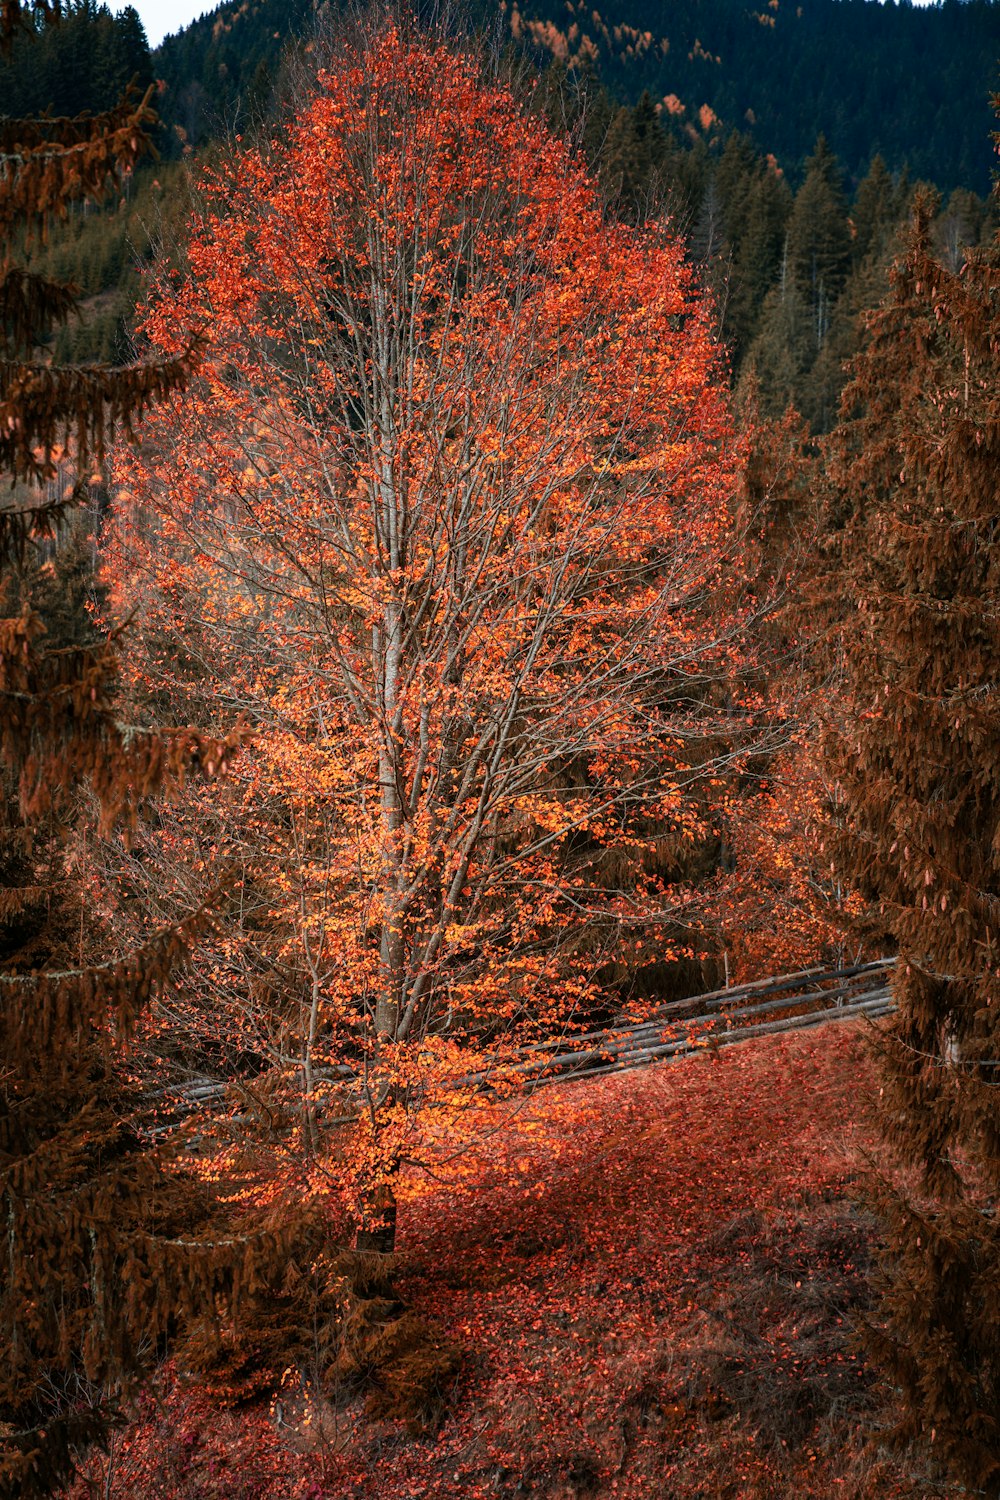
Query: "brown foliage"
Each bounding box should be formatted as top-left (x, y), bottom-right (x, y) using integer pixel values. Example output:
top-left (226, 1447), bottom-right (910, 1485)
top-left (0, 4), bottom-right (275, 1496)
top-left (0, 343), bottom-right (201, 483)
top-left (0, 0), bottom-right (59, 52)
top-left (822, 184), bottom-right (1000, 1490)
top-left (326, 1252), bottom-right (462, 1435)
top-left (176, 1233), bottom-right (462, 1437)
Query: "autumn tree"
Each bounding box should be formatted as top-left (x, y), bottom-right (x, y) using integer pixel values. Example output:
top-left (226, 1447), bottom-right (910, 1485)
top-left (105, 18), bottom-right (747, 1255)
top-left (0, 4), bottom-right (278, 1494)
top-left (823, 187), bottom-right (1000, 1489)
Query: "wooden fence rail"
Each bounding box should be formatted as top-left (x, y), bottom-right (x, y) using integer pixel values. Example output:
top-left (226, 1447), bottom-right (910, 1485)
top-left (153, 957), bottom-right (896, 1128)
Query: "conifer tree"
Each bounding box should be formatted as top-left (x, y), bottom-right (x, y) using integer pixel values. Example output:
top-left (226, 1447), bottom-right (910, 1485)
top-left (824, 185), bottom-right (1000, 1491)
top-left (786, 135), bottom-right (851, 348)
top-left (743, 249), bottom-right (812, 420)
top-left (727, 150), bottom-right (792, 361)
top-left (1, 5), bottom-right (276, 1494)
top-left (851, 154), bottom-right (903, 268)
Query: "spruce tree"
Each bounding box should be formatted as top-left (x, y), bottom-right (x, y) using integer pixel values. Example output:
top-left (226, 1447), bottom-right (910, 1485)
top-left (729, 157), bottom-right (792, 363)
top-left (743, 250), bottom-right (813, 421)
top-left (786, 135), bottom-right (851, 347)
top-left (851, 154), bottom-right (903, 268)
top-left (824, 186), bottom-right (1000, 1491)
top-left (1, 5), bottom-right (276, 1494)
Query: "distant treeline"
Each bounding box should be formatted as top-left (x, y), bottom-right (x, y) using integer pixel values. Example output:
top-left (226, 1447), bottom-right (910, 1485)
top-left (517, 0), bottom-right (1000, 196)
top-left (3, 0), bottom-right (997, 194)
top-left (558, 80), bottom-right (997, 429)
top-left (3, 0), bottom-right (997, 430)
top-left (144, 0), bottom-right (1000, 193)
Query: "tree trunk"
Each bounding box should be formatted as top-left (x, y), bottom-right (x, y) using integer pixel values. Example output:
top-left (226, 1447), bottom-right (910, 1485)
top-left (355, 1180), bottom-right (397, 1255)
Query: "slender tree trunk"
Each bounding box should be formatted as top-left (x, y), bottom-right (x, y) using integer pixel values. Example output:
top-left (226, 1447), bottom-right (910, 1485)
top-left (357, 578), bottom-right (405, 1254)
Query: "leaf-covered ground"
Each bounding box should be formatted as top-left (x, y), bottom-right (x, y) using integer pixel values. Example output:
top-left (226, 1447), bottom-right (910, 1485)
top-left (79, 1022), bottom-right (961, 1498)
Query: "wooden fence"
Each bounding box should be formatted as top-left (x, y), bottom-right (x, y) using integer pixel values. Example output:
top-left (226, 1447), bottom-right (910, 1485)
top-left (157, 957), bottom-right (895, 1127)
top-left (506, 956), bottom-right (895, 1090)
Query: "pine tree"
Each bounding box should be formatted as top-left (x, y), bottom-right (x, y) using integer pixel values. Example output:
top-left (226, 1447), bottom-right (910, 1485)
top-left (851, 154), bottom-right (904, 269)
top-left (598, 97), bottom-right (659, 219)
top-left (1, 5), bottom-right (276, 1494)
top-left (824, 186), bottom-right (1000, 1491)
top-left (743, 243), bottom-right (813, 420)
top-left (786, 135), bottom-right (851, 345)
top-left (805, 206), bottom-right (903, 435)
top-left (728, 153), bottom-right (792, 363)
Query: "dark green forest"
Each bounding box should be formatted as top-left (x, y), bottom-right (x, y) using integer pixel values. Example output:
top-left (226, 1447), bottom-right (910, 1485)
top-left (521, 0), bottom-right (999, 194)
top-left (3, 0), bottom-right (995, 429)
top-left (4, 0), bottom-right (997, 189)
top-left (160, 0), bottom-right (998, 193)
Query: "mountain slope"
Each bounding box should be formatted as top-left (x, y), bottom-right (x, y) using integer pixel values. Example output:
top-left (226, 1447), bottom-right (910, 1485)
top-left (513, 0), bottom-right (998, 192)
top-left (150, 0), bottom-right (1000, 190)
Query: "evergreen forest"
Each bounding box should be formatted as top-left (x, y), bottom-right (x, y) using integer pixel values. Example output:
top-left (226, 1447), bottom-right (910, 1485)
top-left (2, 1), bottom-right (1000, 1496)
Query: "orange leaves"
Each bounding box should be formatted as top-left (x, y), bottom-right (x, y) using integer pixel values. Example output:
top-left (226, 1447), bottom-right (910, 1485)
top-left (713, 738), bottom-right (864, 980)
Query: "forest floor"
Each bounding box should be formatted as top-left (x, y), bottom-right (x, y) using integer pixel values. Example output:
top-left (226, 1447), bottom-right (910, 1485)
top-left (80, 1020), bottom-right (963, 1499)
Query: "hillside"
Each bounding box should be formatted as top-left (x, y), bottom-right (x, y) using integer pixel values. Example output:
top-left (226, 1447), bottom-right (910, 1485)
top-left (514, 0), bottom-right (1000, 193)
top-left (1, 0), bottom-right (995, 189)
top-left (148, 0), bottom-right (1000, 190)
top-left (66, 1021), bottom-right (960, 1499)
top-left (3, 0), bottom-right (997, 428)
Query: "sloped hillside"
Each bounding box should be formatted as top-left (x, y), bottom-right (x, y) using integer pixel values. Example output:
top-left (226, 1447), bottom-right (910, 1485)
top-left (513, 0), bottom-right (998, 190)
top-left (69, 1022), bottom-right (962, 1499)
top-left (150, 0), bottom-right (1000, 189)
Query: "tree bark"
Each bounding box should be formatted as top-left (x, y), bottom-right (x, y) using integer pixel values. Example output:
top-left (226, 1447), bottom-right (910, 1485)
top-left (355, 1180), bottom-right (397, 1255)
